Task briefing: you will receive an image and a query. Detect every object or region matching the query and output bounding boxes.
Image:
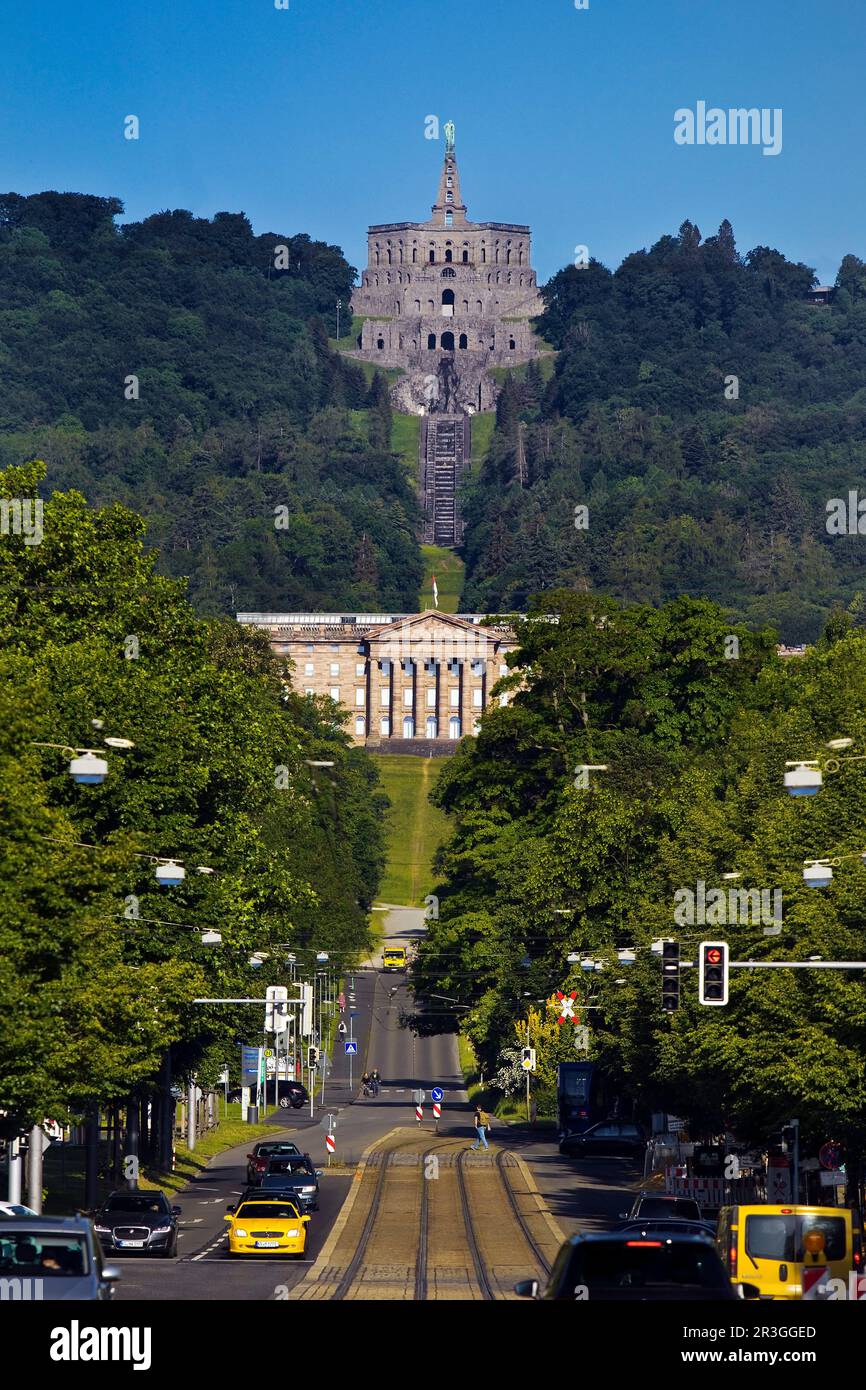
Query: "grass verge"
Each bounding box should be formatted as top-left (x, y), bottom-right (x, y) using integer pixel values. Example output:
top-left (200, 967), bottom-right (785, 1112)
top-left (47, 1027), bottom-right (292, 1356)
top-left (370, 753), bottom-right (451, 905)
top-left (419, 545), bottom-right (464, 613)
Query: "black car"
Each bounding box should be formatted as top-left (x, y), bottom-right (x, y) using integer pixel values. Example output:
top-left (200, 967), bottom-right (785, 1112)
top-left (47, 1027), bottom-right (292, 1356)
top-left (559, 1121), bottom-right (648, 1159)
top-left (92, 1190), bottom-right (181, 1258)
top-left (246, 1141), bottom-right (302, 1186)
top-left (245, 1155), bottom-right (321, 1211)
top-left (622, 1192), bottom-right (703, 1223)
top-left (275, 1080), bottom-right (309, 1110)
top-left (515, 1232), bottom-right (758, 1301)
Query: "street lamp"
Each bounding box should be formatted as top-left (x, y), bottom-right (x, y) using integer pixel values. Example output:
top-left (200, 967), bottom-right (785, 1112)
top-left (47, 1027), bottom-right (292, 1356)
top-left (155, 860), bottom-right (185, 887)
top-left (32, 732), bottom-right (135, 785)
top-left (784, 761), bottom-right (822, 797)
top-left (803, 859), bottom-right (833, 888)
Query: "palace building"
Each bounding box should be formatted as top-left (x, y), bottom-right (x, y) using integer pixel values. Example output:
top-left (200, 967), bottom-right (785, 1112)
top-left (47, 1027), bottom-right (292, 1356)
top-left (237, 609), bottom-right (518, 751)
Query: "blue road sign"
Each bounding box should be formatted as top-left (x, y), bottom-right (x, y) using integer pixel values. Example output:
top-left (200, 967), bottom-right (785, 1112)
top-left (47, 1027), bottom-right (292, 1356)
top-left (344, 1040), bottom-right (358, 1055)
top-left (431, 1087), bottom-right (444, 1103)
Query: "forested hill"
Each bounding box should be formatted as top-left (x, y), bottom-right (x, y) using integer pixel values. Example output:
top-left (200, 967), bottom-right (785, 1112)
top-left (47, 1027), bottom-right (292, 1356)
top-left (0, 192), bottom-right (421, 613)
top-left (463, 220), bottom-right (866, 642)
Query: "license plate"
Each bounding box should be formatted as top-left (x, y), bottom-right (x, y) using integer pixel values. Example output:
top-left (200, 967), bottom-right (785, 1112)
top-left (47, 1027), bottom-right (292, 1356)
top-left (255, 1239), bottom-right (278, 1248)
top-left (120, 1240), bottom-right (145, 1248)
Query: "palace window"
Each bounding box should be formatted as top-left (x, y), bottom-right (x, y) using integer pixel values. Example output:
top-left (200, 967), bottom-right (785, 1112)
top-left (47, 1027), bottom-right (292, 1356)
top-left (449, 688), bottom-right (460, 708)
top-left (329, 687), bottom-right (340, 702)
top-left (377, 338), bottom-right (385, 349)
top-left (441, 331), bottom-right (455, 350)
top-left (356, 662), bottom-right (366, 676)
top-left (402, 716), bottom-right (415, 739)
top-left (445, 249), bottom-right (453, 262)
top-left (415, 299), bottom-right (421, 312)
top-left (441, 266), bottom-right (456, 278)
top-left (449, 716), bottom-right (461, 739)
top-left (442, 289), bottom-right (455, 316)
top-left (355, 715), bottom-right (365, 736)
top-left (412, 246), bottom-right (417, 263)
top-left (426, 687), bottom-right (437, 708)
top-left (429, 248), bottom-right (435, 263)
top-left (472, 688), bottom-right (483, 708)
top-left (304, 662), bottom-right (314, 676)
top-left (462, 249), bottom-right (468, 263)
top-left (355, 688), bottom-right (365, 706)
top-left (380, 716), bottom-right (390, 736)
top-left (426, 716), bottom-right (437, 739)
top-left (403, 688), bottom-right (413, 708)
top-left (459, 333), bottom-right (468, 349)
top-left (380, 688), bottom-right (391, 706)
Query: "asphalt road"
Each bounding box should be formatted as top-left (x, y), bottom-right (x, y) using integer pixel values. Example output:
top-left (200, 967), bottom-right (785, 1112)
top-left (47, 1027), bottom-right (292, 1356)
top-left (115, 909), bottom-right (468, 1299)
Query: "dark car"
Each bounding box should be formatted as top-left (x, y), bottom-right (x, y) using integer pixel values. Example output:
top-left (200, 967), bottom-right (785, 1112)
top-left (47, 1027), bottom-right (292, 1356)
top-left (275, 1080), bottom-right (309, 1110)
top-left (0, 1215), bottom-right (121, 1299)
top-left (92, 1189), bottom-right (181, 1257)
top-left (622, 1192), bottom-right (703, 1223)
top-left (515, 1232), bottom-right (758, 1302)
top-left (244, 1155), bottom-right (321, 1211)
top-left (559, 1121), bottom-right (647, 1159)
top-left (246, 1141), bottom-right (302, 1187)
top-left (617, 1220), bottom-right (717, 1240)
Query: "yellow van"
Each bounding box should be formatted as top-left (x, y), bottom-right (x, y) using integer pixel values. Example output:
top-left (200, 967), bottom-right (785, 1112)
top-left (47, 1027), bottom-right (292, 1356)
top-left (716, 1204), bottom-right (859, 1299)
top-left (382, 946), bottom-right (407, 973)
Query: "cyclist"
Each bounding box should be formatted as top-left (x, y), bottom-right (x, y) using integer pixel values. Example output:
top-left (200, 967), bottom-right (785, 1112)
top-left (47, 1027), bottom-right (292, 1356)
top-left (370, 1068), bottom-right (381, 1096)
top-left (361, 1071), bottom-right (372, 1097)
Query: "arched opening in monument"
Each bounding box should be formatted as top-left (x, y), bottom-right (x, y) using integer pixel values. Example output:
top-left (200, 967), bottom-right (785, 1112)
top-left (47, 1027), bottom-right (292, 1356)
top-left (402, 716), bottom-right (415, 739)
top-left (427, 333), bottom-right (437, 350)
top-left (449, 716), bottom-right (461, 739)
top-left (429, 248), bottom-right (435, 263)
top-left (459, 333), bottom-right (468, 349)
top-left (481, 245), bottom-right (486, 263)
top-left (414, 299), bottom-right (421, 313)
top-left (462, 248), bottom-right (469, 263)
top-left (377, 337), bottom-right (385, 350)
top-left (462, 300), bottom-right (469, 312)
top-left (445, 248), bottom-right (453, 262)
top-left (441, 290), bottom-right (455, 316)
top-left (412, 246), bottom-right (417, 263)
top-left (441, 331), bottom-right (455, 351)
top-left (426, 716), bottom-right (437, 739)
top-left (445, 211), bottom-right (453, 227)
top-left (509, 337), bottom-right (516, 350)
top-left (441, 266), bottom-right (456, 278)
top-left (476, 300), bottom-right (483, 314)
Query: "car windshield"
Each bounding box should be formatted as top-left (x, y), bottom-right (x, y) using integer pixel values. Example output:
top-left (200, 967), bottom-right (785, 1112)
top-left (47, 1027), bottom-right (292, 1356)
top-left (572, 1243), bottom-right (727, 1292)
top-left (0, 1232), bottom-right (89, 1277)
top-left (745, 1215), bottom-right (846, 1262)
top-left (257, 1144), bottom-right (300, 1157)
top-left (559, 1071), bottom-right (590, 1101)
top-left (104, 1194), bottom-right (169, 1214)
top-left (266, 1158), bottom-right (312, 1175)
top-left (638, 1199), bottom-right (699, 1219)
top-left (236, 1204), bottom-right (300, 1220)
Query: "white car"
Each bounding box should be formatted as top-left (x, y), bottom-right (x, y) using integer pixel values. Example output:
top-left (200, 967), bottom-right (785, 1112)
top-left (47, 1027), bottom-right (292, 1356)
top-left (0, 1201), bottom-right (38, 1217)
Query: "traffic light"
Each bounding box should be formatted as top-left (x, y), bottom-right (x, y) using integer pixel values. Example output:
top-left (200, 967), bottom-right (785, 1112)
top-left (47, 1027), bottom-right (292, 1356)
top-left (307, 1045), bottom-right (320, 1069)
top-left (661, 941), bottom-right (680, 1011)
top-left (698, 941), bottom-right (729, 1006)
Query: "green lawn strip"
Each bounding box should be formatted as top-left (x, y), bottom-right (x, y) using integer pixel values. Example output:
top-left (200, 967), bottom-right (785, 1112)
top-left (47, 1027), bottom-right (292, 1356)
top-left (369, 754), bottom-right (451, 906)
top-left (469, 411), bottom-right (495, 462)
top-left (391, 411), bottom-right (420, 474)
top-left (41, 1104), bottom-right (278, 1213)
top-left (419, 544), bottom-right (464, 613)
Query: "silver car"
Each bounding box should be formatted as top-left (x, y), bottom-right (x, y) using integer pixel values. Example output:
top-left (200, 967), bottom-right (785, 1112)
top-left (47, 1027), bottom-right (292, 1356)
top-left (0, 1215), bottom-right (121, 1300)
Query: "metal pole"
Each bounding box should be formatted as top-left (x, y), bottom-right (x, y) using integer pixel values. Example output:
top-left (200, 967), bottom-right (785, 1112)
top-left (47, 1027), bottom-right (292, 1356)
top-left (274, 1027), bottom-right (280, 1114)
top-left (526, 1070), bottom-right (531, 1123)
top-left (126, 1095), bottom-right (140, 1188)
top-left (28, 1125), bottom-right (44, 1214)
top-left (187, 1079), bottom-right (196, 1152)
top-left (321, 1046), bottom-right (326, 1106)
top-left (792, 1119), bottom-right (800, 1204)
top-left (84, 1105), bottom-right (100, 1209)
top-left (349, 1009), bottom-right (354, 1092)
top-left (7, 1136), bottom-right (22, 1203)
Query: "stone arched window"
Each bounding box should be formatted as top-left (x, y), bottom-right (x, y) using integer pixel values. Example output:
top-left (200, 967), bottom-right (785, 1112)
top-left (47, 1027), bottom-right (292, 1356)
top-left (459, 333), bottom-right (468, 349)
top-left (429, 247), bottom-right (435, 263)
top-left (506, 246), bottom-right (511, 264)
top-left (481, 245), bottom-right (486, 263)
top-left (476, 300), bottom-right (483, 314)
top-left (462, 246), bottom-right (469, 263)
top-left (507, 271), bottom-right (513, 284)
top-left (387, 246), bottom-right (392, 264)
top-left (519, 274), bottom-right (524, 287)
top-left (495, 243), bottom-right (500, 263)
top-left (428, 299), bottom-right (435, 314)
top-left (487, 274), bottom-right (492, 285)
top-left (399, 243), bottom-right (404, 263)
top-left (445, 249), bottom-right (453, 263)
top-left (442, 289), bottom-right (455, 316)
top-left (462, 300), bottom-right (469, 312)
top-left (398, 333), bottom-right (403, 348)
top-left (445, 211), bottom-right (453, 227)
top-left (377, 337), bottom-right (385, 349)
top-left (375, 247), bottom-right (380, 265)
top-left (441, 266), bottom-right (456, 278)
top-left (395, 300), bottom-right (400, 313)
top-left (518, 245), bottom-right (524, 265)
top-left (427, 333), bottom-right (436, 349)
top-left (414, 299), bottom-right (421, 313)
top-left (509, 337), bottom-right (516, 350)
top-left (412, 245), bottom-right (417, 263)
top-left (441, 331), bottom-right (455, 350)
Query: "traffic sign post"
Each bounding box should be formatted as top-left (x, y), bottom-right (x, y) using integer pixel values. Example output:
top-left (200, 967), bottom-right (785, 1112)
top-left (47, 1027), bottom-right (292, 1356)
top-left (433, 1101), bottom-right (441, 1131)
top-left (326, 1131), bottom-right (336, 1164)
top-left (415, 1103), bottom-right (423, 1124)
top-left (431, 1087), bottom-right (444, 1103)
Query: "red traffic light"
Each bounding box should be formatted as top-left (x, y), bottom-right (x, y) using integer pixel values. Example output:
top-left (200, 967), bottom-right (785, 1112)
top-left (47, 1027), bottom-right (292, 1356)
top-left (706, 948), bottom-right (721, 965)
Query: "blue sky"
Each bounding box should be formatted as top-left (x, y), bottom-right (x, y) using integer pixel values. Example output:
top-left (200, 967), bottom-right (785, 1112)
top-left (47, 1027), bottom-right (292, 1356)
top-left (3, 0), bottom-right (863, 286)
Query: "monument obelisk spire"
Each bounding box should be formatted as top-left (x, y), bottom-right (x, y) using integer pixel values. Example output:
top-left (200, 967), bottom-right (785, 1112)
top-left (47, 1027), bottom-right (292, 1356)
top-left (432, 120), bottom-right (466, 228)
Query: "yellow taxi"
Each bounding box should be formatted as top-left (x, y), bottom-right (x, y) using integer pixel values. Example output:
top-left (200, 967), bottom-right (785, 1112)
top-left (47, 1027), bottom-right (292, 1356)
top-left (716, 1204), bottom-right (859, 1299)
top-left (382, 945), bottom-right (407, 973)
top-left (224, 1197), bottom-right (310, 1258)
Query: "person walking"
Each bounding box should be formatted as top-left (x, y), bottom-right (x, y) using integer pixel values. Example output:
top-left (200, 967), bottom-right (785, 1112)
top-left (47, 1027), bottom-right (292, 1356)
top-left (470, 1103), bottom-right (490, 1150)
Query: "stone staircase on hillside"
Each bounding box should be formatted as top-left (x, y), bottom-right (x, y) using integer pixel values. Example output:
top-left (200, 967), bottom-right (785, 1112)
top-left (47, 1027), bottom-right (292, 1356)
top-left (420, 414), bottom-right (470, 548)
